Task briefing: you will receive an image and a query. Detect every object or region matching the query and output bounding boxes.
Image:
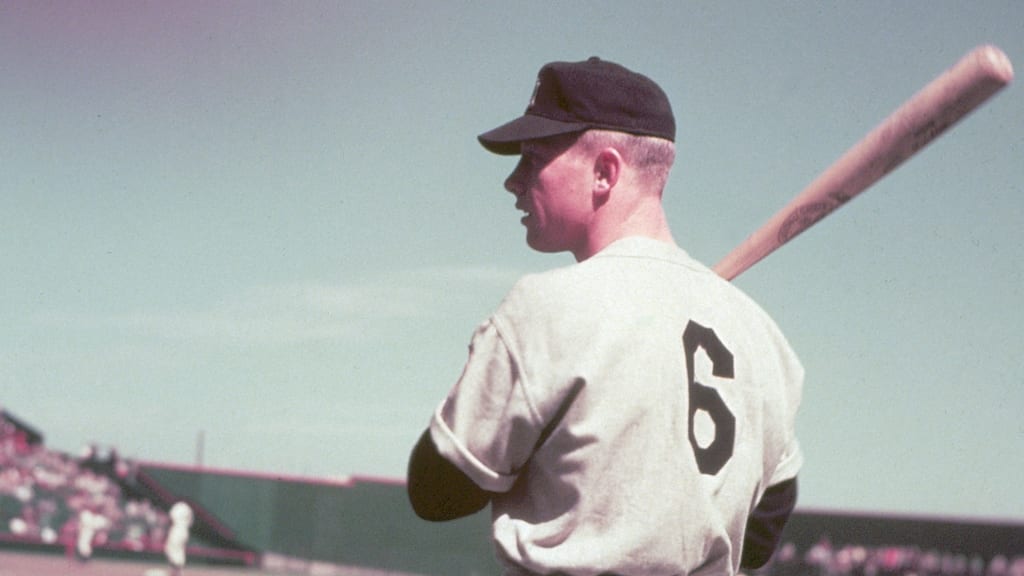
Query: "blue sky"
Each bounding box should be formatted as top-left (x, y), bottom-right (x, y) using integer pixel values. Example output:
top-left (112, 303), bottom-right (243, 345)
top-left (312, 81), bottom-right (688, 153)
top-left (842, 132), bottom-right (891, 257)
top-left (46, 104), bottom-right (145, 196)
top-left (2, 1), bottom-right (1022, 522)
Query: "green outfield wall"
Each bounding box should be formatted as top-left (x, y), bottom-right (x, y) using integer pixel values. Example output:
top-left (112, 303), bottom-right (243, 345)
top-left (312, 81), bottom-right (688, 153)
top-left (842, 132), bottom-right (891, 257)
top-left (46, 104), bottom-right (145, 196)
top-left (140, 464), bottom-right (500, 575)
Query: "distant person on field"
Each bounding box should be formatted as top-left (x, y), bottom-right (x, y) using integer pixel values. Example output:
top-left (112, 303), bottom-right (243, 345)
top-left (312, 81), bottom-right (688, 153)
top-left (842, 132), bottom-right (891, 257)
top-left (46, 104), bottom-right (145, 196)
top-left (164, 501), bottom-right (193, 576)
top-left (75, 507), bottom-right (109, 562)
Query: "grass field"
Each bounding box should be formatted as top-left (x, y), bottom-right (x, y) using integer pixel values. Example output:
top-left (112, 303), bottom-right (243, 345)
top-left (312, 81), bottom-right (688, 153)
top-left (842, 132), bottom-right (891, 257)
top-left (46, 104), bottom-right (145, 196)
top-left (0, 550), bottom-right (280, 576)
top-left (0, 550), bottom-right (417, 576)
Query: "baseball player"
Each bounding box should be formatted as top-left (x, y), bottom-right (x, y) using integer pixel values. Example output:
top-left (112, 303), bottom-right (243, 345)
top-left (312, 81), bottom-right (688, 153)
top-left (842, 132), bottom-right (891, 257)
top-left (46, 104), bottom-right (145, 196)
top-left (74, 507), bottom-right (110, 562)
top-left (407, 57), bottom-right (804, 576)
top-left (164, 501), bottom-right (193, 576)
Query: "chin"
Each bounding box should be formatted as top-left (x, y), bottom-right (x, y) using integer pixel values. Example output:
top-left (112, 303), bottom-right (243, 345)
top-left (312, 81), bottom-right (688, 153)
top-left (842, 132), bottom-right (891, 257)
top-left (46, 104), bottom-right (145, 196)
top-left (526, 237), bottom-right (566, 254)
top-left (525, 226), bottom-right (574, 254)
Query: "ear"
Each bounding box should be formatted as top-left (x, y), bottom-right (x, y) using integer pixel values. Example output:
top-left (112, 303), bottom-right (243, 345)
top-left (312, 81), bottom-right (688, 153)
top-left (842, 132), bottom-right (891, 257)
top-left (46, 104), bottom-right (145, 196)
top-left (593, 147), bottom-right (622, 199)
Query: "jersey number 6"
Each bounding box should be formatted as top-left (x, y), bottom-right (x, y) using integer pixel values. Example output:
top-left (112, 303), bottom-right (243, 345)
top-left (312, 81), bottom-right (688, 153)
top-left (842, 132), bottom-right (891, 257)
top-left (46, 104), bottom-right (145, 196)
top-left (683, 321), bottom-right (736, 476)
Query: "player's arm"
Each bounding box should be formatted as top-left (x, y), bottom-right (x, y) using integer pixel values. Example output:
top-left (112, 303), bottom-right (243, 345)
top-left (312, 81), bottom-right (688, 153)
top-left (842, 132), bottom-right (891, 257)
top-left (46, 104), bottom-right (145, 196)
top-left (740, 476), bottom-right (798, 570)
top-left (407, 429), bottom-right (497, 521)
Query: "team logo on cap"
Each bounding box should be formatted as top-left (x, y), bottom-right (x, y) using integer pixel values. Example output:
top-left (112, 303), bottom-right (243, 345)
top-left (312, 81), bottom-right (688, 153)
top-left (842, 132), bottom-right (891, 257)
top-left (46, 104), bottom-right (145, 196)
top-left (528, 77), bottom-right (541, 110)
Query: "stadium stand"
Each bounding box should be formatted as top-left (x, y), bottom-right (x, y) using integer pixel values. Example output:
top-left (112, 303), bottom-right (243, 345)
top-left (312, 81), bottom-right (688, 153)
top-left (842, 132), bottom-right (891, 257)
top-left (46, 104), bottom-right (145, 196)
top-left (0, 407), bottom-right (254, 567)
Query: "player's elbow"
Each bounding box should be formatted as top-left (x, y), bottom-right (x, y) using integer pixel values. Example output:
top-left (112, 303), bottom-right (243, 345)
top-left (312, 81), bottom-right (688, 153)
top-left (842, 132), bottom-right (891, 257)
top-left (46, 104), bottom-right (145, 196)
top-left (406, 429), bottom-right (494, 522)
top-left (407, 484), bottom-right (456, 522)
top-left (408, 486), bottom-right (489, 522)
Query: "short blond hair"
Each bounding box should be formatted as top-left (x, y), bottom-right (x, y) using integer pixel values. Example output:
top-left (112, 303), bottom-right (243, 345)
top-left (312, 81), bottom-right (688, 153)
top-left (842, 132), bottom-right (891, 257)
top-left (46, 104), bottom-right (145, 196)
top-left (577, 129), bottom-right (676, 193)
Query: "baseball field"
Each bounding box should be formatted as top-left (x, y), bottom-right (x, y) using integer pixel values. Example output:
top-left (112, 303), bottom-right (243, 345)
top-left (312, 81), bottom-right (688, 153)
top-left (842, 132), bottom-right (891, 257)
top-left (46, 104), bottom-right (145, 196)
top-left (0, 550), bottom-right (412, 576)
top-left (0, 550), bottom-right (272, 576)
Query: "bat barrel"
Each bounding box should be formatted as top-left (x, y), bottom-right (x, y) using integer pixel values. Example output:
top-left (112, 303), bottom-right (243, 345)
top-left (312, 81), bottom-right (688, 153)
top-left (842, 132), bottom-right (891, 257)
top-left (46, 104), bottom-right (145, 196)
top-left (713, 45), bottom-right (1013, 281)
top-left (976, 44), bottom-right (1015, 85)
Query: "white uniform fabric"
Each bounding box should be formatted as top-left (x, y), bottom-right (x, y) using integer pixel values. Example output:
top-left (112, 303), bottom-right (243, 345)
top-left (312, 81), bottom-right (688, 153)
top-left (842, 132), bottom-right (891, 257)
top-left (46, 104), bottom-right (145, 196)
top-left (75, 509), bottom-right (110, 559)
top-left (430, 237), bottom-right (803, 576)
top-left (164, 501), bottom-right (193, 568)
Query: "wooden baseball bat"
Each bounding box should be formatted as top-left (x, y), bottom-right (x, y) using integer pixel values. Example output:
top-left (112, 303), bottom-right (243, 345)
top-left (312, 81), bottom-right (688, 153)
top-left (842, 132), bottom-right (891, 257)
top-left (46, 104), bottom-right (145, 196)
top-left (713, 45), bottom-right (1014, 281)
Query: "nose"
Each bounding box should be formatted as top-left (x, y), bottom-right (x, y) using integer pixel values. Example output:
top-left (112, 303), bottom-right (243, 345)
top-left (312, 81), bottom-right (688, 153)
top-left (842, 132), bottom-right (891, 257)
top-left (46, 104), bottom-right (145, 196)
top-left (504, 157), bottom-right (527, 197)
top-left (504, 174), bottom-right (519, 196)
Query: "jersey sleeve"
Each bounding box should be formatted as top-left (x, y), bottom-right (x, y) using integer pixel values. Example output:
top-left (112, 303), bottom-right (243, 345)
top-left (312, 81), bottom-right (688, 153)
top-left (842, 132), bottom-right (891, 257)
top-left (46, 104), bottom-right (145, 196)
top-left (767, 436), bottom-right (803, 487)
top-left (429, 318), bottom-right (542, 494)
top-left (764, 331), bottom-right (805, 487)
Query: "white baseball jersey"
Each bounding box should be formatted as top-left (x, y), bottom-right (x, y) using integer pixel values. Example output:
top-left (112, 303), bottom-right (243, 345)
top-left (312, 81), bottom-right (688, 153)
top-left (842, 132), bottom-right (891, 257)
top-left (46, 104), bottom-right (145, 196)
top-left (165, 501), bottom-right (193, 568)
top-left (430, 236), bottom-right (803, 576)
top-left (76, 510), bottom-right (110, 559)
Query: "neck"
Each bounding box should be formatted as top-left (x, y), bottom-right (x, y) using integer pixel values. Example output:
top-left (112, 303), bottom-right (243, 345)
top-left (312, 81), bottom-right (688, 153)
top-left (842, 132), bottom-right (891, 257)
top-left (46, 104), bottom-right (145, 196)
top-left (573, 198), bottom-right (676, 262)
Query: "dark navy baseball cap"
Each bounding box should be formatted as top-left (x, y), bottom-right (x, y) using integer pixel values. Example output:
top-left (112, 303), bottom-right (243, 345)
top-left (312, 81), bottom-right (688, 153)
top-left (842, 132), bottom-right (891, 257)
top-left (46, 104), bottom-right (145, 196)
top-left (478, 57), bottom-right (676, 155)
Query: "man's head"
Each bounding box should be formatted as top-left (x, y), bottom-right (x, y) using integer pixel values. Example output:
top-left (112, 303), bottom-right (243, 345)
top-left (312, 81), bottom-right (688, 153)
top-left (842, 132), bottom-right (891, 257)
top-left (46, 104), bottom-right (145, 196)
top-left (481, 58), bottom-right (678, 261)
top-left (501, 130), bottom-right (675, 260)
top-left (478, 57), bottom-right (676, 155)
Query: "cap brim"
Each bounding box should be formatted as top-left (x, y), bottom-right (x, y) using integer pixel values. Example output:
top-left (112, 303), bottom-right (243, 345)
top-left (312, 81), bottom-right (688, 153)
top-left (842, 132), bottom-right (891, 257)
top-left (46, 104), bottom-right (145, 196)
top-left (477, 114), bottom-right (589, 155)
